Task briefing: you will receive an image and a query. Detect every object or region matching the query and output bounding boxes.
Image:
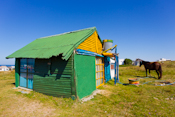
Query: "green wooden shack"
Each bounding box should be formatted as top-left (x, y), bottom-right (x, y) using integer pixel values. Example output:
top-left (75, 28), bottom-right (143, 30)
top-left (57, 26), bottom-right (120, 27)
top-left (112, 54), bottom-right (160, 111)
top-left (6, 27), bottom-right (106, 99)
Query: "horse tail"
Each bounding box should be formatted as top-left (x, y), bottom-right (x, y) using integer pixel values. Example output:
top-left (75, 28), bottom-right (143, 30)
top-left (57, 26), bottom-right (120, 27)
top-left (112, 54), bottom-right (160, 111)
top-left (159, 64), bottom-right (162, 79)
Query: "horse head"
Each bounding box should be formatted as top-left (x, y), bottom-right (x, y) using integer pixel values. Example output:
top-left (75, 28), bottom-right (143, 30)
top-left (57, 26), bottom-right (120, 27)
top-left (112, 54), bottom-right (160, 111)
top-left (136, 58), bottom-right (143, 67)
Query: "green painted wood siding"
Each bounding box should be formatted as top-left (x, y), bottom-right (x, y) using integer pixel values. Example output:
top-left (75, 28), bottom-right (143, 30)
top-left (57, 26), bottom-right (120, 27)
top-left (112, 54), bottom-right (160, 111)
top-left (33, 56), bottom-right (74, 98)
top-left (15, 58), bottom-right (20, 87)
top-left (74, 54), bottom-right (96, 99)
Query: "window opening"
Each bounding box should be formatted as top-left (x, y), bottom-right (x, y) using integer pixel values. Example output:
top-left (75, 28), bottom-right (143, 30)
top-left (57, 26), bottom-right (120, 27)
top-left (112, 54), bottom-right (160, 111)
top-left (95, 57), bottom-right (104, 88)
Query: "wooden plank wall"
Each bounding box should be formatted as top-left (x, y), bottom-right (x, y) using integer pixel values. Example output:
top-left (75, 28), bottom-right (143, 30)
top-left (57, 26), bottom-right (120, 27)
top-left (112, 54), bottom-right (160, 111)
top-left (77, 31), bottom-right (102, 54)
top-left (33, 56), bottom-right (74, 98)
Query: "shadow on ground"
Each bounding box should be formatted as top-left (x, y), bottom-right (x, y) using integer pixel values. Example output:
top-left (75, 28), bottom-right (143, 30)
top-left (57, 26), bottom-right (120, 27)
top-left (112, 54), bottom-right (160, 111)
top-left (134, 76), bottom-right (157, 79)
top-left (11, 83), bottom-right (15, 86)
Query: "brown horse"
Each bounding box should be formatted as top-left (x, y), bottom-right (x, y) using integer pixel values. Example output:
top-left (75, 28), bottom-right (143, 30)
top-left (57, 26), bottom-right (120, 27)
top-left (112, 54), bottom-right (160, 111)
top-left (139, 60), bottom-right (162, 79)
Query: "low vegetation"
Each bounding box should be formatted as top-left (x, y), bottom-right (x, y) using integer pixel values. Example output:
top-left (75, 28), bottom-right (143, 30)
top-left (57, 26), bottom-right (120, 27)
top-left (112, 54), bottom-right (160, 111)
top-left (0, 61), bottom-right (175, 116)
top-left (124, 58), bottom-right (132, 65)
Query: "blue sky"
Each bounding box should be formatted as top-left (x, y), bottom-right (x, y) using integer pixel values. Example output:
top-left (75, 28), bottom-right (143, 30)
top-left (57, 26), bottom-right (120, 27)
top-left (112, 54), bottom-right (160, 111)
top-left (0, 0), bottom-right (175, 65)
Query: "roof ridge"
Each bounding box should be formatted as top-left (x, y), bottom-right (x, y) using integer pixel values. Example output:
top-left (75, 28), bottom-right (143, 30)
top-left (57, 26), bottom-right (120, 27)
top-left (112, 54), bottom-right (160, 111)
top-left (37, 27), bottom-right (96, 40)
top-left (6, 27), bottom-right (100, 60)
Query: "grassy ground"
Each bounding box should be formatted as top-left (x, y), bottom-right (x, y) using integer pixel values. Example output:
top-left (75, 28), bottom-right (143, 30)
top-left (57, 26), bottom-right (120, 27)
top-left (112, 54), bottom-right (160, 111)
top-left (0, 61), bottom-right (175, 117)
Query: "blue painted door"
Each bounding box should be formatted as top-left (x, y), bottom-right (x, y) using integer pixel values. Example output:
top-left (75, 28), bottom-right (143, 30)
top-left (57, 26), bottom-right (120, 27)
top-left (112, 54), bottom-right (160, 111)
top-left (27, 59), bottom-right (35, 89)
top-left (20, 73), bottom-right (27, 87)
top-left (20, 59), bottom-right (35, 89)
top-left (20, 59), bottom-right (27, 88)
top-left (28, 74), bottom-right (33, 89)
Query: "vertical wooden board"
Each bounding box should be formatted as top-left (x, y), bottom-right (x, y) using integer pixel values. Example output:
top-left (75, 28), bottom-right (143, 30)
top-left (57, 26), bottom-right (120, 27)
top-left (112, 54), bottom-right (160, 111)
top-left (71, 54), bottom-right (76, 98)
top-left (74, 54), bottom-right (96, 99)
top-left (15, 58), bottom-right (20, 87)
top-left (77, 31), bottom-right (102, 54)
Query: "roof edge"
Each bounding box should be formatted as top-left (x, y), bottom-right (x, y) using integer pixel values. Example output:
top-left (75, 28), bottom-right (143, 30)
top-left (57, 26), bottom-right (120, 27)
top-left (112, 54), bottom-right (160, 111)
top-left (37, 27), bottom-right (97, 40)
top-left (6, 27), bottom-right (103, 60)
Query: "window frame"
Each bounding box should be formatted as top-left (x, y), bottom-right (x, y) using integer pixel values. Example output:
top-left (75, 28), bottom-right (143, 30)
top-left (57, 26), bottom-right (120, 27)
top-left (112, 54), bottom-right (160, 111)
top-left (95, 57), bottom-right (104, 88)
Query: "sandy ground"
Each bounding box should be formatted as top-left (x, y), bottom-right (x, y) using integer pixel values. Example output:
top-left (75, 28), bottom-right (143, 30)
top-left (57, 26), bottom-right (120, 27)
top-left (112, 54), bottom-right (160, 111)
top-left (81, 87), bottom-right (111, 102)
top-left (0, 81), bottom-right (56, 117)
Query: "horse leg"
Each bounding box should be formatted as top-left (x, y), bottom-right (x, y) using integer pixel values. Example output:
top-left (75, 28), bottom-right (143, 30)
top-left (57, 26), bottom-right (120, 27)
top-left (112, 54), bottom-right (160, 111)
top-left (149, 69), bottom-right (151, 76)
top-left (158, 65), bottom-right (162, 79)
top-left (156, 70), bottom-right (159, 79)
top-left (146, 69), bottom-right (148, 77)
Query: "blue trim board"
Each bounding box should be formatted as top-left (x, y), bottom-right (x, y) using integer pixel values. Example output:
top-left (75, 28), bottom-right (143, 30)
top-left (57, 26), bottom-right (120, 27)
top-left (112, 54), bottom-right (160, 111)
top-left (76, 49), bottom-right (104, 57)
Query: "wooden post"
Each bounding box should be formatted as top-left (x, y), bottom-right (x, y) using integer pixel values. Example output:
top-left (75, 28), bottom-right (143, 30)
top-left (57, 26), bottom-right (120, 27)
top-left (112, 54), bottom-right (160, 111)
top-left (114, 47), bottom-right (119, 84)
top-left (114, 47), bottom-right (117, 84)
top-left (116, 53), bottom-right (119, 82)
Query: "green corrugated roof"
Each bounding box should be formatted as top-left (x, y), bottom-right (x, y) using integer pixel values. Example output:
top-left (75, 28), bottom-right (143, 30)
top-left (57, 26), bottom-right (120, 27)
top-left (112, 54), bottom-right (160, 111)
top-left (6, 27), bottom-right (101, 60)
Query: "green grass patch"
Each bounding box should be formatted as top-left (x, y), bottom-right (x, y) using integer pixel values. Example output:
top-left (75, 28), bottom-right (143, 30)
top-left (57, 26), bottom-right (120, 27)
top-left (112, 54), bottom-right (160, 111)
top-left (0, 61), bottom-right (175, 116)
top-left (119, 64), bottom-right (132, 67)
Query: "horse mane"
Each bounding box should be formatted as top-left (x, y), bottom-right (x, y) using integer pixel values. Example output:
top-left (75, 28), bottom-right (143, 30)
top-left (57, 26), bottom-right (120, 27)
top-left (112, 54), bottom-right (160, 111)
top-left (142, 60), bottom-right (150, 63)
top-left (142, 60), bottom-right (159, 64)
top-left (140, 60), bottom-right (150, 63)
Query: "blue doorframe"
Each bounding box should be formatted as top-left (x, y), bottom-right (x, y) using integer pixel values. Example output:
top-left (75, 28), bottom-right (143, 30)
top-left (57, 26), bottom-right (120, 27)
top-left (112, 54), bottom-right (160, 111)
top-left (20, 59), bottom-right (35, 89)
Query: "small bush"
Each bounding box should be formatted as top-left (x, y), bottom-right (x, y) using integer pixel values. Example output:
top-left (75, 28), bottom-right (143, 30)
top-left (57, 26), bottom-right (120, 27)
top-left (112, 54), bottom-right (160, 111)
top-left (124, 58), bottom-right (132, 65)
